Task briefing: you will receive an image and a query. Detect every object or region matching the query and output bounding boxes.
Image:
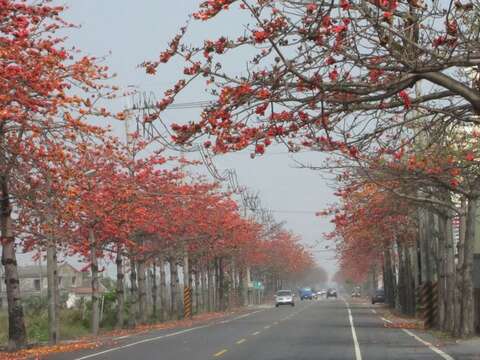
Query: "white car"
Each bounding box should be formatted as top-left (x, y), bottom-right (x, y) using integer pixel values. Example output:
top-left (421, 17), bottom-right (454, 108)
top-left (275, 290), bottom-right (295, 307)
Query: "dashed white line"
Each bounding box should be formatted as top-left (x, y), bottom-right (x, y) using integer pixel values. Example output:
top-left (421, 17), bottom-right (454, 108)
top-left (72, 309), bottom-right (264, 360)
top-left (252, 331), bottom-right (261, 335)
top-left (213, 349), bottom-right (228, 357)
top-left (114, 335), bottom-right (131, 340)
top-left (218, 310), bottom-right (264, 325)
top-left (73, 325), bottom-right (211, 360)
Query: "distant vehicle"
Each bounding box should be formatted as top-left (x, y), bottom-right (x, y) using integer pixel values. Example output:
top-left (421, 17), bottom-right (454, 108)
top-left (275, 290), bottom-right (295, 307)
top-left (299, 287), bottom-right (314, 300)
top-left (372, 289), bottom-right (385, 304)
top-left (326, 288), bottom-right (337, 299)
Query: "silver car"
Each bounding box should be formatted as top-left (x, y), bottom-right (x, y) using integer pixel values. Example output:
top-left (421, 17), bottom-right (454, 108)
top-left (275, 290), bottom-right (295, 307)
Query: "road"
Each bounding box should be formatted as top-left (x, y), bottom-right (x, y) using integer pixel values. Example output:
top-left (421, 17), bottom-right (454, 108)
top-left (48, 298), bottom-right (457, 360)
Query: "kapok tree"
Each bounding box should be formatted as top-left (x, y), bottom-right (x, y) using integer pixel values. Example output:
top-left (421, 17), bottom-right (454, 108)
top-left (144, 0), bottom-right (480, 336)
top-left (324, 177), bottom-right (417, 307)
top-left (348, 127), bottom-right (480, 334)
top-left (0, 0), bottom-right (114, 349)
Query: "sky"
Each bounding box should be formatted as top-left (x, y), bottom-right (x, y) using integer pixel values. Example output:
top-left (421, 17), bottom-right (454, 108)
top-left (20, 1), bottom-right (339, 277)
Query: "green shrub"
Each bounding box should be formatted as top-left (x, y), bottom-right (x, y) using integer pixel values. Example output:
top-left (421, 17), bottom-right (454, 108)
top-left (26, 311), bottom-right (49, 344)
top-left (0, 311), bottom-right (7, 345)
top-left (60, 309), bottom-right (90, 340)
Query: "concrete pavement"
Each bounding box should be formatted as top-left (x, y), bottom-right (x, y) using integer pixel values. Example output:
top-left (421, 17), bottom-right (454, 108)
top-left (46, 298), bottom-right (464, 360)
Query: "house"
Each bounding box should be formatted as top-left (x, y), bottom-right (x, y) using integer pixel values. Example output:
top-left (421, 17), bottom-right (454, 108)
top-left (65, 282), bottom-right (107, 309)
top-left (0, 262), bottom-right (104, 309)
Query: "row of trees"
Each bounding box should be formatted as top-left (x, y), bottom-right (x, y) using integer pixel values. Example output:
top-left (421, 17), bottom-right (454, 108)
top-left (145, 0), bottom-right (480, 337)
top-left (0, 0), bottom-right (317, 351)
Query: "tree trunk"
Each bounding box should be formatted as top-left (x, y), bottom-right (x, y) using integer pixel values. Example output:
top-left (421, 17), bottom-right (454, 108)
top-left (129, 256), bottom-right (138, 328)
top-left (169, 258), bottom-right (179, 319)
top-left (395, 241), bottom-right (404, 313)
top-left (230, 260), bottom-right (237, 308)
top-left (182, 251), bottom-right (190, 318)
top-left (239, 267), bottom-right (246, 307)
top-left (89, 227), bottom-right (100, 336)
top-left (460, 197), bottom-right (477, 337)
top-left (115, 249), bottom-right (125, 329)
top-left (444, 213), bottom-right (456, 334)
top-left (199, 266), bottom-right (206, 313)
top-left (437, 214), bottom-right (447, 329)
top-left (137, 259), bottom-right (147, 324)
top-left (46, 239), bottom-right (60, 344)
top-left (193, 262), bottom-right (201, 314)
top-left (0, 176), bottom-right (26, 350)
top-left (404, 245), bottom-right (416, 316)
top-left (207, 262), bottom-right (214, 312)
top-left (158, 257), bottom-right (167, 322)
top-left (151, 260), bottom-right (158, 320)
top-left (218, 257), bottom-right (225, 311)
top-left (175, 260), bottom-right (183, 319)
top-left (454, 198), bottom-right (466, 336)
top-left (384, 248), bottom-right (395, 308)
top-left (419, 208), bottom-right (434, 284)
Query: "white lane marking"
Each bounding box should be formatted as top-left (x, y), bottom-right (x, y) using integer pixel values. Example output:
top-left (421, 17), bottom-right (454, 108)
top-left (402, 329), bottom-right (455, 360)
top-left (231, 310), bottom-right (263, 321)
top-left (378, 314), bottom-right (454, 359)
top-left (73, 325), bottom-right (210, 360)
top-left (219, 310), bottom-right (264, 325)
top-left (252, 331), bottom-right (261, 335)
top-left (264, 325), bottom-right (271, 329)
top-left (371, 309), bottom-right (377, 314)
top-left (380, 317), bottom-right (392, 324)
top-left (345, 301), bottom-right (362, 360)
top-left (114, 335), bottom-right (131, 340)
top-left (73, 309), bottom-right (265, 360)
top-left (213, 349), bottom-right (228, 357)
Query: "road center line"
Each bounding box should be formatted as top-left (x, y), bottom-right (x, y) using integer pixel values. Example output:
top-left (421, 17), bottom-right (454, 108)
top-left (345, 301), bottom-right (363, 360)
top-left (114, 335), bottom-right (131, 340)
top-left (213, 349), bottom-right (228, 357)
top-left (72, 309), bottom-right (264, 360)
top-left (73, 325), bottom-right (210, 360)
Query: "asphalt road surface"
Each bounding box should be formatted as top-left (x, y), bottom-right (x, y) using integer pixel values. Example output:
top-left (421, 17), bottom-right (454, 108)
top-left (48, 298), bottom-right (457, 360)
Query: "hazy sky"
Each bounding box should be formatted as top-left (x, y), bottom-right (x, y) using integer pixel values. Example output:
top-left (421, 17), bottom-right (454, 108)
top-left (44, 1), bottom-right (339, 276)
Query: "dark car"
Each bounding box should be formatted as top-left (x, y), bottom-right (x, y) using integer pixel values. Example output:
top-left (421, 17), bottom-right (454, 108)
top-left (326, 288), bottom-right (337, 298)
top-left (299, 287), bottom-right (314, 300)
top-left (371, 289), bottom-right (385, 304)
